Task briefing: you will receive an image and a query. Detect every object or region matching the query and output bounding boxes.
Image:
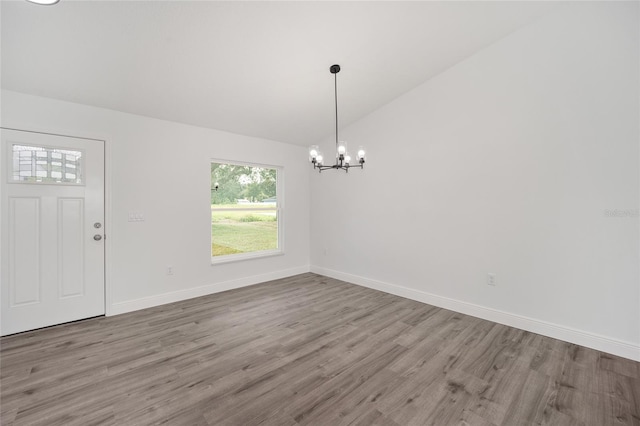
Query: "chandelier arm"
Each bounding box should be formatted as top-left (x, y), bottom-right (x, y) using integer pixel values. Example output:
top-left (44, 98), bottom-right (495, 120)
top-left (316, 163), bottom-right (363, 173)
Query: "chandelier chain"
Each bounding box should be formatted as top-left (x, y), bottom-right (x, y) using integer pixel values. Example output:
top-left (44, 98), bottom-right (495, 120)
top-left (335, 72), bottom-right (339, 152)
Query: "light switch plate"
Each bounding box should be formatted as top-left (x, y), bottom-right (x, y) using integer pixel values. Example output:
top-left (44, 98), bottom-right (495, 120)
top-left (128, 211), bottom-right (145, 222)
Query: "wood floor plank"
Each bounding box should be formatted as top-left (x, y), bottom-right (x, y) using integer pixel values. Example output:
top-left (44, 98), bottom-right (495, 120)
top-left (1, 272), bottom-right (638, 425)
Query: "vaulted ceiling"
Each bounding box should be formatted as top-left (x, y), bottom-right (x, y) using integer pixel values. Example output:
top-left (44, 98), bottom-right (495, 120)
top-left (1, 1), bottom-right (557, 146)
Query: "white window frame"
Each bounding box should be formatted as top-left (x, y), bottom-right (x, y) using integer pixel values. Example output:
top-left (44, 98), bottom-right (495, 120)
top-left (210, 159), bottom-right (284, 265)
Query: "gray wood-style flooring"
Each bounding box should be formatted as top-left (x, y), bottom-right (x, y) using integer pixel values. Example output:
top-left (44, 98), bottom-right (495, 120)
top-left (1, 273), bottom-right (639, 425)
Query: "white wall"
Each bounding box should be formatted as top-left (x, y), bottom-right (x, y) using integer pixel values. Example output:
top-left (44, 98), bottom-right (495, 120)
top-left (1, 90), bottom-right (310, 313)
top-left (310, 2), bottom-right (640, 360)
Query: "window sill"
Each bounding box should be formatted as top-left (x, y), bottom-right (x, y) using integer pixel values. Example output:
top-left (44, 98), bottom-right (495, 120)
top-left (211, 249), bottom-right (284, 265)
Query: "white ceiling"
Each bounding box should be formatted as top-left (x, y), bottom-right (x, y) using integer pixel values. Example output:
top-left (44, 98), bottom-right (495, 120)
top-left (1, 1), bottom-right (557, 146)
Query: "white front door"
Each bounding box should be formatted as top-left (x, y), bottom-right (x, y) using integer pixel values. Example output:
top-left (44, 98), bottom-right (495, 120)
top-left (1, 128), bottom-right (105, 335)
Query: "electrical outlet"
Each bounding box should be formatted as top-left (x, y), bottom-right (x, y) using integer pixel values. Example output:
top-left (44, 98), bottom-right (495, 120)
top-left (167, 266), bottom-right (174, 275)
top-left (487, 273), bottom-right (496, 286)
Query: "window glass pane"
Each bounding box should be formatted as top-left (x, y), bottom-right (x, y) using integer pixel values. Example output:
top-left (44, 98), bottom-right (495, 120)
top-left (211, 210), bottom-right (278, 256)
top-left (211, 162), bottom-right (279, 259)
top-left (11, 144), bottom-right (83, 184)
top-left (211, 163), bottom-right (277, 206)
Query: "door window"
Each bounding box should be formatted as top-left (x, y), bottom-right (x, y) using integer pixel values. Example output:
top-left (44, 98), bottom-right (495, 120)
top-left (11, 144), bottom-right (84, 184)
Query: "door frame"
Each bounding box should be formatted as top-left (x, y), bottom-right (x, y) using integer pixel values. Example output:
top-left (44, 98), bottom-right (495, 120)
top-left (0, 125), bottom-right (113, 318)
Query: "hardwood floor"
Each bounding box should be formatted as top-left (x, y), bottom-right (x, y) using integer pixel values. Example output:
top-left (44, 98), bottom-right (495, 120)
top-left (1, 273), bottom-right (638, 425)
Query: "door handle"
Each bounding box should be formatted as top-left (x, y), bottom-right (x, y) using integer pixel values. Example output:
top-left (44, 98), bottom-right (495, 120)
top-left (93, 234), bottom-right (103, 241)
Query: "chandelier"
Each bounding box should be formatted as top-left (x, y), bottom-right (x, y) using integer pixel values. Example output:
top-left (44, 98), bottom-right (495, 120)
top-left (309, 64), bottom-right (365, 172)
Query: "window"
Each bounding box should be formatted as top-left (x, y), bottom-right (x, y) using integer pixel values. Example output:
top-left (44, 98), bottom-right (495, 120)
top-left (211, 161), bottom-right (282, 263)
top-left (11, 144), bottom-right (83, 184)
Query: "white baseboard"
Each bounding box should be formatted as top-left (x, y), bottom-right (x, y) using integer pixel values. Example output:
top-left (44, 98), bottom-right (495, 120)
top-left (109, 265), bottom-right (310, 316)
top-left (310, 266), bottom-right (640, 362)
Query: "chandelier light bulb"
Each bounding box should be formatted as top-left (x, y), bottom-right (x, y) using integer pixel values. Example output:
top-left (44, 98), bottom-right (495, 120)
top-left (316, 154), bottom-right (324, 165)
top-left (357, 148), bottom-right (366, 159)
top-left (344, 155), bottom-right (351, 164)
top-left (337, 144), bottom-right (346, 155)
top-left (309, 145), bottom-right (319, 160)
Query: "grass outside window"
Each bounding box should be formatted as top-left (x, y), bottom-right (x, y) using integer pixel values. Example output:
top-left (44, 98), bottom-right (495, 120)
top-left (211, 206), bottom-right (278, 256)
